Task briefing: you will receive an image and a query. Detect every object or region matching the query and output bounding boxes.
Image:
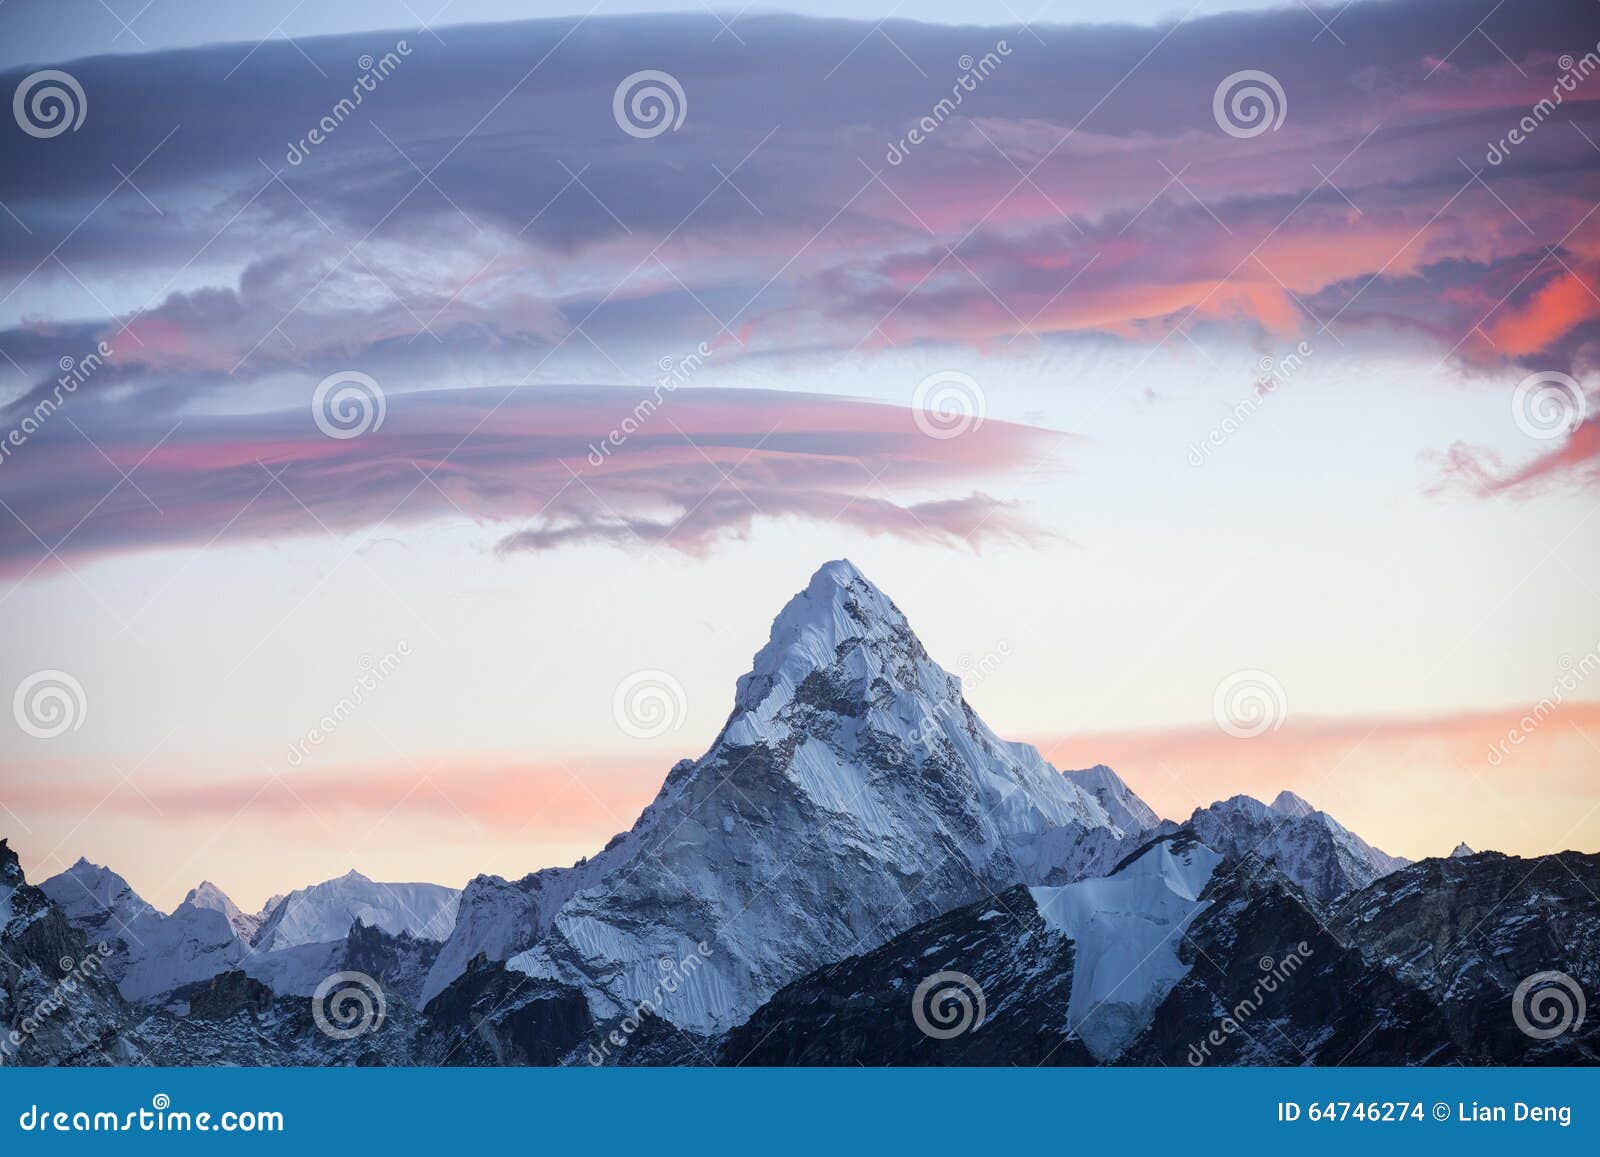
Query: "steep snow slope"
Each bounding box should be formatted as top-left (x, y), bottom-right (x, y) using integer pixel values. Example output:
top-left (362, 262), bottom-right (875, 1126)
top-left (184, 881), bottom-right (274, 943)
top-left (116, 897), bottom-right (245, 1003)
top-left (420, 867), bottom-right (593, 1004)
top-left (1028, 836), bottom-right (1221, 1059)
top-left (500, 560), bottom-right (1128, 1034)
top-left (38, 859), bottom-right (157, 944)
top-left (1061, 765), bottom-right (1162, 835)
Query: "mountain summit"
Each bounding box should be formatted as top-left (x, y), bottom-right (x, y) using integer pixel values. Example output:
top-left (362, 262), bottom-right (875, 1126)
top-left (469, 559), bottom-right (1137, 1032)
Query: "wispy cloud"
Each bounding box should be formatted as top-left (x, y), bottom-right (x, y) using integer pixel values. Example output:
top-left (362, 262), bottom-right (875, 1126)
top-left (0, 385), bottom-right (1061, 576)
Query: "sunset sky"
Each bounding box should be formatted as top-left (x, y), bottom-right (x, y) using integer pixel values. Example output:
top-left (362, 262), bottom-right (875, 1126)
top-left (2, 0), bottom-right (1598, 910)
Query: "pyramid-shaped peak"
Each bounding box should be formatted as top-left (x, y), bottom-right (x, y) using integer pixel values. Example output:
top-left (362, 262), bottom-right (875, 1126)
top-left (1450, 841), bottom-right (1475, 858)
top-left (184, 880), bottom-right (239, 911)
top-left (792, 559), bottom-right (897, 621)
top-left (1270, 790), bottom-right (1316, 818)
top-left (730, 560), bottom-right (923, 719)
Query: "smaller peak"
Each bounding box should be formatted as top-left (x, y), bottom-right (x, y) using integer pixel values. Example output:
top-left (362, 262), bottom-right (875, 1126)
top-left (1270, 790), bottom-right (1316, 818)
top-left (1065, 763), bottom-right (1122, 786)
top-left (1210, 793), bottom-right (1270, 815)
top-left (185, 880), bottom-right (235, 905)
top-left (1450, 842), bottom-right (1475, 859)
top-left (338, 868), bottom-right (369, 883)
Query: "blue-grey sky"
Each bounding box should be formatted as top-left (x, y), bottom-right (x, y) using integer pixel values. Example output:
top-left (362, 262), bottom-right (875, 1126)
top-left (2, 0), bottom-right (1315, 69)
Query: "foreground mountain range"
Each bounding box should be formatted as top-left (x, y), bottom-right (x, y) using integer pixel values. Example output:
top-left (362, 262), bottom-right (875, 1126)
top-left (3, 561), bottom-right (1595, 1066)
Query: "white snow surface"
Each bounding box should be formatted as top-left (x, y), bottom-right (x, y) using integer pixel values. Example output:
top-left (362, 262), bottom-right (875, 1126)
top-left (183, 881), bottom-right (272, 943)
top-left (40, 861), bottom-right (249, 1003)
top-left (240, 939), bottom-right (346, 996)
top-left (1182, 793), bottom-right (1407, 904)
top-left (1029, 837), bottom-right (1223, 1061)
top-left (1062, 765), bottom-right (1163, 834)
top-left (39, 859), bottom-right (158, 933)
top-left (502, 560), bottom-right (1133, 1034)
top-left (250, 870), bottom-right (459, 952)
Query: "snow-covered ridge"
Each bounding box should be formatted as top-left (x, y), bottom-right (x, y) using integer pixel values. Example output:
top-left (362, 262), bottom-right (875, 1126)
top-left (1029, 836), bottom-right (1222, 1060)
top-left (37, 860), bottom-right (460, 1005)
top-left (250, 870), bottom-right (459, 952)
top-left (1063, 764), bottom-right (1163, 834)
top-left (1176, 792), bottom-right (1407, 905)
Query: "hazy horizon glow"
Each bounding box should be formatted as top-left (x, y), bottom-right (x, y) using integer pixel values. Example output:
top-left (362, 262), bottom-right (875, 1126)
top-left (3, 0), bottom-right (1598, 908)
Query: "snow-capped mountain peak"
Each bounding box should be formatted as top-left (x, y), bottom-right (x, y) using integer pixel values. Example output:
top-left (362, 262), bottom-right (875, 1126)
top-left (250, 871), bottom-right (459, 952)
top-left (1176, 792), bottom-right (1407, 904)
top-left (39, 858), bottom-right (157, 935)
top-left (497, 559), bottom-right (1130, 1034)
top-left (1450, 842), bottom-right (1475, 858)
top-left (1270, 790), bottom-right (1316, 818)
top-left (1062, 764), bottom-right (1162, 834)
top-left (182, 880), bottom-right (270, 943)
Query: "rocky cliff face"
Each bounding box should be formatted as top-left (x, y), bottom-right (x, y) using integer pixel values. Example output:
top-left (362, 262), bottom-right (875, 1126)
top-left (1334, 850), bottom-right (1600, 1063)
top-left (0, 841), bottom-right (136, 1066)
